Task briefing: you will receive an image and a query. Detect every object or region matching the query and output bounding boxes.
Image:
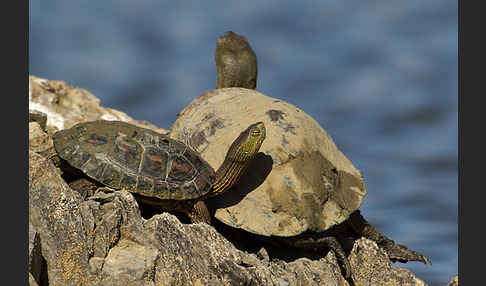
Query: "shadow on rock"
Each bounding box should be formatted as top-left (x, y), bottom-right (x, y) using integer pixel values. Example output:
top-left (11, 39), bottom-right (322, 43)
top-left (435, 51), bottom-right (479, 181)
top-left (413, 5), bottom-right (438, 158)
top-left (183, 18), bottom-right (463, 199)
top-left (207, 152), bottom-right (273, 211)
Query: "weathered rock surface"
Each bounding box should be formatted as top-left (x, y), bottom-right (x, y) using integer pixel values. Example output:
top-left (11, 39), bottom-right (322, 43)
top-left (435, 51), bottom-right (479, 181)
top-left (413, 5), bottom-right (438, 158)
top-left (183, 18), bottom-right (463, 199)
top-left (170, 87), bottom-right (366, 237)
top-left (29, 150), bottom-right (90, 285)
top-left (28, 76), bottom-right (429, 285)
top-left (348, 238), bottom-right (427, 286)
top-left (29, 76), bottom-right (167, 135)
top-left (29, 121), bottom-right (53, 154)
top-left (29, 109), bottom-right (48, 130)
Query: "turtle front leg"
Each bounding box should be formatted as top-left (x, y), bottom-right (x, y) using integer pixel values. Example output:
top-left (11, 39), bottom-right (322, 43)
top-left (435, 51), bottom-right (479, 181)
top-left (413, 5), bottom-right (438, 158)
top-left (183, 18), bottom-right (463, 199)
top-left (187, 201), bottom-right (211, 225)
top-left (290, 235), bottom-right (352, 279)
top-left (347, 210), bottom-right (431, 265)
top-left (68, 177), bottom-right (101, 199)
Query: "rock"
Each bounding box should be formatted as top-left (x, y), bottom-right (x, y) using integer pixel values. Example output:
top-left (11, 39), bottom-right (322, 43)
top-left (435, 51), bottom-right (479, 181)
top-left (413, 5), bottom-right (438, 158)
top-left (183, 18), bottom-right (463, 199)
top-left (29, 150), bottom-right (90, 285)
top-left (447, 276), bottom-right (458, 286)
top-left (29, 122), bottom-right (54, 154)
top-left (348, 238), bottom-right (427, 286)
top-left (80, 190), bottom-right (152, 285)
top-left (28, 75), bottom-right (431, 286)
top-left (28, 75), bottom-right (168, 134)
top-left (257, 247), bottom-right (270, 265)
top-left (170, 87), bottom-right (366, 237)
top-left (117, 212), bottom-right (350, 286)
top-left (29, 109), bottom-right (48, 131)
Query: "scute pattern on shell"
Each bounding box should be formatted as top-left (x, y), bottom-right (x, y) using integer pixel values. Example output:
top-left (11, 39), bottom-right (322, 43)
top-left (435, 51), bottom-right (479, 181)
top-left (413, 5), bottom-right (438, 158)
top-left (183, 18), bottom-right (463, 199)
top-left (53, 120), bottom-right (215, 200)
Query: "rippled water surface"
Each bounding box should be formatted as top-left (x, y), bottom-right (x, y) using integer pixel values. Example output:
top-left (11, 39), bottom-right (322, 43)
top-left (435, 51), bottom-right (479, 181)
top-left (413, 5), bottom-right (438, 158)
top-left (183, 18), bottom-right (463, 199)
top-left (30, 1), bottom-right (458, 285)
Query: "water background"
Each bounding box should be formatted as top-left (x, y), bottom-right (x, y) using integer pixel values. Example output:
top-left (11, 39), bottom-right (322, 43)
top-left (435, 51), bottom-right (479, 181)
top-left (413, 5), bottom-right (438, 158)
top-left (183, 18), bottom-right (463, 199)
top-left (29, 1), bottom-right (458, 285)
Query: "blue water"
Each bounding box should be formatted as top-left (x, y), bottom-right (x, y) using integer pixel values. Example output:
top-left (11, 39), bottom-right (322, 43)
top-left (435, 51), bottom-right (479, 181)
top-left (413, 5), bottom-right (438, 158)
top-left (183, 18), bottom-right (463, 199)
top-left (29, 1), bottom-right (457, 285)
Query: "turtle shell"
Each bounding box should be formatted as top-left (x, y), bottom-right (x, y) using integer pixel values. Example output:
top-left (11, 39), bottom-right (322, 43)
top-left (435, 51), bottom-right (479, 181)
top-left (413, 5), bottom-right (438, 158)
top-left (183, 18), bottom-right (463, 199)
top-left (53, 120), bottom-right (216, 200)
top-left (170, 88), bottom-right (366, 237)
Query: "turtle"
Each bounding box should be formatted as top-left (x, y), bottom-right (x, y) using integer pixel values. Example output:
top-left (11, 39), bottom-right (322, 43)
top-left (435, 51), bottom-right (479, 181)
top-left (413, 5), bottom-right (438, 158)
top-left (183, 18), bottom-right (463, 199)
top-left (50, 119), bottom-right (266, 224)
top-left (169, 31), bottom-right (430, 278)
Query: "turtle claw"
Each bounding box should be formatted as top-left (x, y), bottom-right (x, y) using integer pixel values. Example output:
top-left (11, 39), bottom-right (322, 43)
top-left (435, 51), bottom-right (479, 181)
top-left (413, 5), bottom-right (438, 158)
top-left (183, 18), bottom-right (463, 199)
top-left (347, 211), bottom-right (431, 266)
top-left (383, 242), bottom-right (432, 266)
top-left (292, 236), bottom-right (352, 279)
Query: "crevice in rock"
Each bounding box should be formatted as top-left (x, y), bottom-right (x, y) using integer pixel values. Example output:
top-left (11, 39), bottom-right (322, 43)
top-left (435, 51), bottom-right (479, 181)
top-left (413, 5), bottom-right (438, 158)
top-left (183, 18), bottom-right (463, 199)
top-left (147, 252), bottom-right (160, 283)
top-left (95, 227), bottom-right (119, 278)
top-left (236, 260), bottom-right (257, 268)
top-left (137, 199), bottom-right (189, 223)
top-left (98, 256), bottom-right (106, 277)
top-left (107, 208), bottom-right (123, 252)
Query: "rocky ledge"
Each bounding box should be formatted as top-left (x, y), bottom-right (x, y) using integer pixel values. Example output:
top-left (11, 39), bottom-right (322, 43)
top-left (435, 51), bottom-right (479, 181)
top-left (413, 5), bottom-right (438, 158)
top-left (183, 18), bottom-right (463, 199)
top-left (29, 76), bottom-right (433, 286)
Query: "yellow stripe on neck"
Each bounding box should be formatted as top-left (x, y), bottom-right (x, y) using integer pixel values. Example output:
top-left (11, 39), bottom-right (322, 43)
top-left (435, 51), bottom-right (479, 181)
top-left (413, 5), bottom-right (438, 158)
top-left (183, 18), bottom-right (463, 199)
top-left (212, 161), bottom-right (245, 194)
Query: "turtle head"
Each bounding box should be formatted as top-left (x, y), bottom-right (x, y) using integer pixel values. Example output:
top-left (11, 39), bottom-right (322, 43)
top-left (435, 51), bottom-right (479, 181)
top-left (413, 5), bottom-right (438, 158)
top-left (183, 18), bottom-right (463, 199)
top-left (227, 121), bottom-right (266, 163)
top-left (215, 31), bottom-right (258, 90)
top-left (210, 122), bottom-right (266, 196)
